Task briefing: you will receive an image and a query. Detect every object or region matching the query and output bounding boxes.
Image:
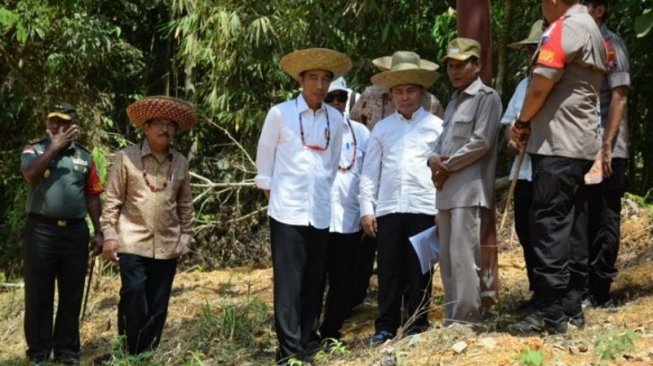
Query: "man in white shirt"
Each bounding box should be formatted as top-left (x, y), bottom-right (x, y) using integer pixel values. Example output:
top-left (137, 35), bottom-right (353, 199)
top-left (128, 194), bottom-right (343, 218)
top-left (318, 77), bottom-right (370, 342)
top-left (255, 48), bottom-right (351, 365)
top-left (360, 51), bottom-right (443, 345)
top-left (502, 20), bottom-right (543, 310)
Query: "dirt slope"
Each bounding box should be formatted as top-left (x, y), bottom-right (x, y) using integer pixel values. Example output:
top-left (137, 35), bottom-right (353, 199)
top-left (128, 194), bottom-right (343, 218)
top-left (1, 204), bottom-right (652, 365)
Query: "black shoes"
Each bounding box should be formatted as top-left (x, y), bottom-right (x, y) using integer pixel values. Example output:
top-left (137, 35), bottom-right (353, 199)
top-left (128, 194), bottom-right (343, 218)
top-left (515, 297), bottom-right (539, 312)
top-left (508, 309), bottom-right (568, 335)
top-left (370, 330), bottom-right (395, 346)
top-left (566, 311), bottom-right (585, 328)
top-left (583, 295), bottom-right (617, 310)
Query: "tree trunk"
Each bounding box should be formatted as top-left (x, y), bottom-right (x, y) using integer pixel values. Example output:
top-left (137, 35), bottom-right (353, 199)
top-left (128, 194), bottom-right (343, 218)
top-left (495, 0), bottom-right (512, 96)
top-left (456, 0), bottom-right (499, 308)
top-left (456, 0), bottom-right (493, 85)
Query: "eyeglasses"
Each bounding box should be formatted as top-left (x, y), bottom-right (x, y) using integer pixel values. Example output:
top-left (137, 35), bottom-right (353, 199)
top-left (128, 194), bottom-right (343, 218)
top-left (324, 93), bottom-right (348, 104)
top-left (149, 120), bottom-right (178, 131)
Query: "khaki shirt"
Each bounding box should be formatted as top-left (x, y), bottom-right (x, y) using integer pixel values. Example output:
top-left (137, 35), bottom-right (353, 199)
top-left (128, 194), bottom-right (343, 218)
top-left (527, 5), bottom-right (607, 161)
top-left (434, 78), bottom-right (502, 210)
top-left (100, 141), bottom-right (193, 259)
top-left (350, 85), bottom-right (444, 130)
top-left (600, 25), bottom-right (630, 159)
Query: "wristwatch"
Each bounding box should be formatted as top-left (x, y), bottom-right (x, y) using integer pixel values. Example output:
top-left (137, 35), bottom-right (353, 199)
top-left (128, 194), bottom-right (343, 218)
top-left (514, 119), bottom-right (530, 129)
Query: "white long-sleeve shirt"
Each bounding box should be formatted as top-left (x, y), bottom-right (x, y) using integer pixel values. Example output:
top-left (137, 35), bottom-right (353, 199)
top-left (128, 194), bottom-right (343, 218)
top-left (501, 77), bottom-right (532, 181)
top-left (255, 95), bottom-right (343, 229)
top-left (330, 119), bottom-right (370, 233)
top-left (359, 108), bottom-right (442, 218)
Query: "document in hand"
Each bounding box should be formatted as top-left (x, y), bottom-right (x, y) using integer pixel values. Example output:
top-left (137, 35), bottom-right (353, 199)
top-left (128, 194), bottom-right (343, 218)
top-left (409, 225), bottom-right (440, 275)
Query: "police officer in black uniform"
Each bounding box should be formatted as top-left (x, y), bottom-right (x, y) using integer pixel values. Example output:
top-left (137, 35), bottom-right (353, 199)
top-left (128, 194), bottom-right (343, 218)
top-left (20, 102), bottom-right (104, 365)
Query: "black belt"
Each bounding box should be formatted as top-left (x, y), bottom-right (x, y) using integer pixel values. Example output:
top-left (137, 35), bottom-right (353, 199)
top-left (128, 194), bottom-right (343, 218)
top-left (28, 213), bottom-right (85, 228)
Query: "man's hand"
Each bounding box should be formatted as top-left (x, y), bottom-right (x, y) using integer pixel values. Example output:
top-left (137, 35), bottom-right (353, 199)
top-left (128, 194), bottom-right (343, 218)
top-left (263, 189), bottom-right (270, 200)
top-left (361, 215), bottom-right (377, 238)
top-left (601, 144), bottom-right (613, 178)
top-left (102, 238), bottom-right (119, 263)
top-left (48, 124), bottom-right (78, 152)
top-left (89, 233), bottom-right (103, 256)
top-left (510, 121), bottom-right (530, 151)
top-left (507, 139), bottom-right (521, 154)
top-left (429, 155), bottom-right (450, 190)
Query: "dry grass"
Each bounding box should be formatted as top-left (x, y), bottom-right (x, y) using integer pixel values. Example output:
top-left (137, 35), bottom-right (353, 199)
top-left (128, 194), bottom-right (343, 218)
top-left (1, 199), bottom-right (653, 365)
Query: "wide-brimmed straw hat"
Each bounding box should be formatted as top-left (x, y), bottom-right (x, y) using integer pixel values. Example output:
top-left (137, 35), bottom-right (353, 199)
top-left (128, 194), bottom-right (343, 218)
top-left (127, 96), bottom-right (197, 132)
top-left (372, 55), bottom-right (439, 72)
top-left (281, 48), bottom-right (352, 81)
top-left (371, 51), bottom-right (439, 90)
top-left (508, 20), bottom-right (544, 49)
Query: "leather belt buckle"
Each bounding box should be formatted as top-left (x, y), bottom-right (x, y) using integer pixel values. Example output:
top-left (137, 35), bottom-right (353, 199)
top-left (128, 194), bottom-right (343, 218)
top-left (57, 220), bottom-right (68, 227)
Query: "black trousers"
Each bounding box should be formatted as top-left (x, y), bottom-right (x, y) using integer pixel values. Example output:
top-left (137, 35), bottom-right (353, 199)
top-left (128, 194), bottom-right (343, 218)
top-left (587, 158), bottom-right (627, 303)
top-left (118, 253), bottom-right (177, 355)
top-left (23, 216), bottom-right (89, 361)
top-left (514, 180), bottom-right (535, 291)
top-left (319, 231), bottom-right (361, 339)
top-left (375, 213), bottom-right (434, 334)
top-left (529, 155), bottom-right (592, 317)
top-left (350, 235), bottom-right (376, 308)
top-left (269, 218), bottom-right (328, 363)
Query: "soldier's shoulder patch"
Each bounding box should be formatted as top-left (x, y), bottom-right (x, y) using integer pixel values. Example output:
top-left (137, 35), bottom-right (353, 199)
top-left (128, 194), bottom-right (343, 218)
top-left (28, 136), bottom-right (47, 145)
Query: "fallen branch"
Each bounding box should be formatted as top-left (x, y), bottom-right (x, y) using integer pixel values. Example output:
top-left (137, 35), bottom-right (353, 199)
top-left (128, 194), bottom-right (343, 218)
top-left (205, 118), bottom-right (256, 167)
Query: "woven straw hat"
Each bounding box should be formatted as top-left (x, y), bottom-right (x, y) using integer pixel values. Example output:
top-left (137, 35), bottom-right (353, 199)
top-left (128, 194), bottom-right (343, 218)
top-left (281, 48), bottom-right (352, 81)
top-left (371, 51), bottom-right (439, 90)
top-left (508, 20), bottom-right (544, 49)
top-left (372, 55), bottom-right (439, 72)
top-left (127, 96), bottom-right (197, 132)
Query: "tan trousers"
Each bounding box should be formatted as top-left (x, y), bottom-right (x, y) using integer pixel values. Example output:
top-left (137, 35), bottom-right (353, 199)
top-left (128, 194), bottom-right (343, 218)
top-left (439, 207), bottom-right (482, 324)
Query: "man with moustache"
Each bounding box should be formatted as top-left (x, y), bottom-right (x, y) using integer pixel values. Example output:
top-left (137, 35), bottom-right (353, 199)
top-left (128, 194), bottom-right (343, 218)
top-left (20, 102), bottom-right (104, 365)
top-left (509, 0), bottom-right (606, 334)
top-left (428, 38), bottom-right (502, 326)
top-left (101, 96), bottom-right (197, 354)
top-left (255, 48), bottom-right (350, 364)
top-left (360, 51), bottom-right (443, 345)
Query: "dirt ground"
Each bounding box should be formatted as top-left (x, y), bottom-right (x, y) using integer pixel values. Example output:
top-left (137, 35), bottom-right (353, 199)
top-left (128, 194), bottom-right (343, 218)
top-left (1, 203), bottom-right (652, 365)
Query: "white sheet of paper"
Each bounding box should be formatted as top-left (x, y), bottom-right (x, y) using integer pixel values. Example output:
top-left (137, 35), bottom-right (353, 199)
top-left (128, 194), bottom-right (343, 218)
top-left (409, 225), bottom-right (440, 275)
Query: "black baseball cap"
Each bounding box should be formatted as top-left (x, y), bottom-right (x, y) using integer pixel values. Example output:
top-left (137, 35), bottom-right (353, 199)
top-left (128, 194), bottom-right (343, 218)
top-left (47, 102), bottom-right (77, 121)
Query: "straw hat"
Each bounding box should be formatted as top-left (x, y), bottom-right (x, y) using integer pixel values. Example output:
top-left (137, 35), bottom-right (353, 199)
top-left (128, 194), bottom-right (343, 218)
top-left (372, 55), bottom-right (439, 72)
top-left (280, 48), bottom-right (352, 81)
top-left (127, 96), bottom-right (197, 132)
top-left (508, 20), bottom-right (544, 49)
top-left (371, 51), bottom-right (439, 90)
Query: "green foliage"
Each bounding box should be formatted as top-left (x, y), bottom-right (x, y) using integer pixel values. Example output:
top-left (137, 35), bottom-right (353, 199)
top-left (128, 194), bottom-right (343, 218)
top-left (314, 338), bottom-right (349, 363)
top-left (92, 147), bottom-right (109, 183)
top-left (106, 335), bottom-right (155, 366)
top-left (635, 8), bottom-right (652, 37)
top-left (594, 329), bottom-right (637, 361)
top-left (519, 348), bottom-right (544, 366)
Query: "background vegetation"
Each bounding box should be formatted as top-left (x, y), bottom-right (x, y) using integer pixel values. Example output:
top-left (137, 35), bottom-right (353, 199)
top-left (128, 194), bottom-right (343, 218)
top-left (0, 0), bottom-right (651, 277)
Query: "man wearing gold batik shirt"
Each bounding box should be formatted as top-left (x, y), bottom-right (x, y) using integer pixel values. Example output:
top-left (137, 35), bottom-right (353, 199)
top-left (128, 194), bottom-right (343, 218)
top-left (101, 96), bottom-right (196, 354)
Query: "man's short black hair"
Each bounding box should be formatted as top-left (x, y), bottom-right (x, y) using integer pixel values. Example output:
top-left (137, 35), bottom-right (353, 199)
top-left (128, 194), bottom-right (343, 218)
top-left (581, 0), bottom-right (607, 7)
top-left (298, 70), bottom-right (334, 80)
